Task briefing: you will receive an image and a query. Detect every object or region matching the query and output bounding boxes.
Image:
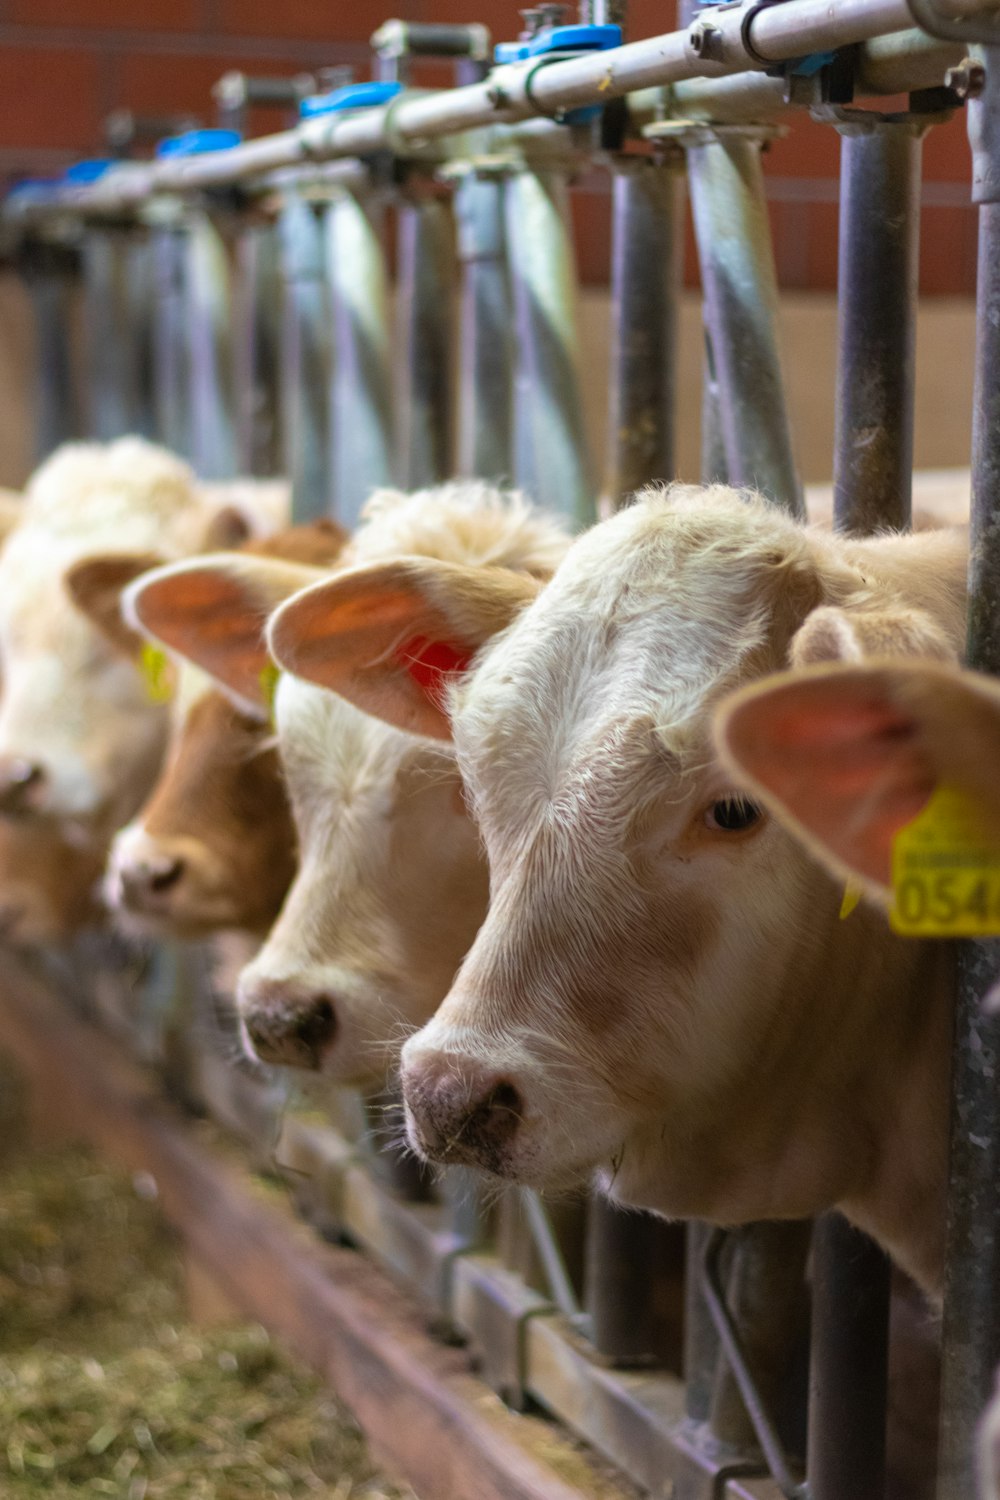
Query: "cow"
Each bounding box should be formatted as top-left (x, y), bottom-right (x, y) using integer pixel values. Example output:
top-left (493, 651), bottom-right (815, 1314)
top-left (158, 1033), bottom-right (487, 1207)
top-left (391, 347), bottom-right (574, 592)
top-left (104, 519), bottom-right (347, 940)
top-left (122, 482), bottom-right (570, 1081)
top-left (0, 437), bottom-right (277, 856)
top-left (260, 482), bottom-right (968, 1297)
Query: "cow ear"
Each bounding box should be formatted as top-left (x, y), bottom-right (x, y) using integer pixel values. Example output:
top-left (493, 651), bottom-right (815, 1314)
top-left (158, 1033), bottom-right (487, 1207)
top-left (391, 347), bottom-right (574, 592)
top-left (123, 553), bottom-right (327, 715)
top-left (713, 662), bottom-right (979, 900)
top-left (268, 557), bottom-right (543, 740)
top-left (64, 552), bottom-right (167, 658)
top-left (790, 603), bottom-right (956, 667)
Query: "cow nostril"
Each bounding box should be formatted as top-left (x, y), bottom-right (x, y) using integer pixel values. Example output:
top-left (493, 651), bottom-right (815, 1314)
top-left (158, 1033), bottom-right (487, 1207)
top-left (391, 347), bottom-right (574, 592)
top-left (0, 758), bottom-right (45, 813)
top-left (479, 1079), bottom-right (523, 1128)
top-left (148, 858), bottom-right (183, 893)
top-left (292, 997), bottom-right (337, 1055)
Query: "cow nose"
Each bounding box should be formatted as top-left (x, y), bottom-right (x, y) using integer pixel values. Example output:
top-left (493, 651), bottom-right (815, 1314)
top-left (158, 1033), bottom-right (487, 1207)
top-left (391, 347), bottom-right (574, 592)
top-left (239, 977), bottom-right (338, 1071)
top-left (402, 1052), bottom-right (524, 1171)
top-left (119, 852), bottom-right (185, 904)
top-left (0, 757), bottom-right (45, 814)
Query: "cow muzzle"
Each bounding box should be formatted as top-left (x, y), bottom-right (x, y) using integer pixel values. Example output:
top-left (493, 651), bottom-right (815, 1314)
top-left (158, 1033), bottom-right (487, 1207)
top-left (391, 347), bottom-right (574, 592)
top-left (238, 974), bottom-right (338, 1071)
top-left (401, 1050), bottom-right (524, 1174)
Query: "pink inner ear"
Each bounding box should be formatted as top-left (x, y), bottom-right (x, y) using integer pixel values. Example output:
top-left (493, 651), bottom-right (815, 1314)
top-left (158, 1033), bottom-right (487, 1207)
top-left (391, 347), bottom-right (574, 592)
top-left (396, 636), bottom-right (474, 708)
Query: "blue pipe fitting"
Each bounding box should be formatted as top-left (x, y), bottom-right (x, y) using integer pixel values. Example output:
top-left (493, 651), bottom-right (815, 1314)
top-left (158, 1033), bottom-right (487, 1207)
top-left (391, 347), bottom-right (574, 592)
top-left (64, 158), bottom-right (115, 184)
top-left (493, 23), bottom-right (621, 123)
top-left (299, 80), bottom-right (402, 119)
top-left (156, 128), bottom-right (242, 158)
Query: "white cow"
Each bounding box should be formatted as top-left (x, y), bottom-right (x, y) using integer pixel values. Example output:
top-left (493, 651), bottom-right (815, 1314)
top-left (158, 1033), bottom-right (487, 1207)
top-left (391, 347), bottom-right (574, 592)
top-left (265, 483), bottom-right (968, 1297)
top-left (0, 438), bottom-right (278, 854)
top-left (123, 482), bottom-right (569, 1081)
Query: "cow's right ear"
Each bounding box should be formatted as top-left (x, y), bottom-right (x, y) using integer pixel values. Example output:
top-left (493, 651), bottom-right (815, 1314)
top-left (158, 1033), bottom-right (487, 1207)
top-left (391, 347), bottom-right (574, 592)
top-left (714, 662), bottom-right (1000, 901)
top-left (123, 554), bottom-right (328, 716)
top-left (268, 557), bottom-right (543, 740)
top-left (789, 602), bottom-right (956, 667)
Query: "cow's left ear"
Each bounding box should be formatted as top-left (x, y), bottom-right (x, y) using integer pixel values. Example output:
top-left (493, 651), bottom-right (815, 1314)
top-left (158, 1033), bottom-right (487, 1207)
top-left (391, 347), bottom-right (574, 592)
top-left (713, 662), bottom-right (988, 900)
top-left (268, 557), bottom-right (543, 740)
top-left (789, 602), bottom-right (956, 667)
top-left (64, 552), bottom-right (167, 657)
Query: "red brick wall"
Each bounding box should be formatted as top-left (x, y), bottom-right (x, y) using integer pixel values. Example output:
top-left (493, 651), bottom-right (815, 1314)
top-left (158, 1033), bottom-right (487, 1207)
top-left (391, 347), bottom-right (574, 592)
top-left (0, 0), bottom-right (977, 294)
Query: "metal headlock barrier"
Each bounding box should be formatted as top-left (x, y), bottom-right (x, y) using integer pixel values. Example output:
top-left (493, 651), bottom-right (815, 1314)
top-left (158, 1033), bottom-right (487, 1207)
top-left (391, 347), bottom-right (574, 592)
top-left (4, 1), bottom-right (1000, 1495)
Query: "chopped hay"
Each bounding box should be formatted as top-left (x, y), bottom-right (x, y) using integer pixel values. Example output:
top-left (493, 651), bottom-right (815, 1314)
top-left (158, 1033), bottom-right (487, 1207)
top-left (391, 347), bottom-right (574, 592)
top-left (0, 1061), bottom-right (416, 1500)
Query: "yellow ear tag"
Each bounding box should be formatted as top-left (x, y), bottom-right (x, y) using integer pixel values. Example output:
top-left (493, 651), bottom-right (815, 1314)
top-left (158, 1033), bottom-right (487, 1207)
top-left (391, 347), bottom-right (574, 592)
top-left (890, 784), bottom-right (1000, 937)
top-left (840, 881), bottom-right (862, 920)
top-left (140, 643), bottom-right (173, 705)
top-left (259, 662), bottom-right (280, 727)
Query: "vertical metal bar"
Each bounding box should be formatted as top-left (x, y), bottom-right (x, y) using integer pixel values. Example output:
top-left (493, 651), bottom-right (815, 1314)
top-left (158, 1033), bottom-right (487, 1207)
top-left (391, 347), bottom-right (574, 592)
top-left (81, 227), bottom-right (140, 441)
top-left (151, 224), bottom-right (190, 458)
top-left (325, 189), bottom-right (393, 529)
top-left (687, 132), bottom-right (803, 516)
top-left (503, 166), bottom-right (596, 528)
top-left (395, 192), bottom-right (456, 488)
top-left (124, 235), bottom-right (156, 441)
top-left (604, 155), bottom-right (683, 509)
top-left (833, 122), bottom-right (923, 533)
top-left (938, 52), bottom-right (1000, 1496)
top-left (453, 169), bottom-right (513, 483)
top-left (184, 212), bottom-right (238, 479)
top-left (233, 222), bottom-right (283, 478)
top-left (584, 1198), bottom-right (683, 1365)
top-left (277, 192), bottom-right (332, 523)
top-left (23, 246), bottom-right (78, 460)
top-left (807, 1214), bottom-right (890, 1500)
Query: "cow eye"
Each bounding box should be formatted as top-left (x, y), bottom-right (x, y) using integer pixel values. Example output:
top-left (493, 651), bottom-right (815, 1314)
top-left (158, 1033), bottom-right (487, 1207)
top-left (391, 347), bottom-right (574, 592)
top-left (705, 796), bottom-right (761, 833)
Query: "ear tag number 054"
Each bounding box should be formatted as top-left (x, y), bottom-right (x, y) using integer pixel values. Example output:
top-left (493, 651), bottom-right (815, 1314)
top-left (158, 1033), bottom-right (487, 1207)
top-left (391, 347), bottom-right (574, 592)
top-left (890, 785), bottom-right (1000, 937)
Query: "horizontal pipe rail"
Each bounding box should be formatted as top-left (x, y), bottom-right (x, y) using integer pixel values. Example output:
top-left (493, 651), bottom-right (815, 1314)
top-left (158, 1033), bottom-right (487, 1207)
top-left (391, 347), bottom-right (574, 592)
top-left (4, 2), bottom-right (996, 218)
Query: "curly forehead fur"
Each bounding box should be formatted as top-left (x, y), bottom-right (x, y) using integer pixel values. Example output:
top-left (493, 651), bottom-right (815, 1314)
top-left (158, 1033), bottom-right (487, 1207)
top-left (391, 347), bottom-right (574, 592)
top-left (347, 481), bottom-right (569, 573)
top-left (23, 438), bottom-right (199, 533)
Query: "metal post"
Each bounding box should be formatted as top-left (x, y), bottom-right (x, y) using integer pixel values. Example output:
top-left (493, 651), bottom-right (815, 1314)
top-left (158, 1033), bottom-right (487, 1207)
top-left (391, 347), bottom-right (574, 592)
top-left (150, 223), bottom-right (190, 458)
top-left (604, 155), bottom-right (683, 509)
top-left (453, 169), bottom-right (513, 483)
top-left (394, 190), bottom-right (456, 488)
top-left (184, 212), bottom-right (237, 479)
top-left (937, 47), bottom-right (1000, 1500)
top-left (81, 226), bottom-right (153, 441)
top-left (277, 192), bottom-right (332, 523)
top-left (22, 243), bottom-right (78, 460)
top-left (807, 1214), bottom-right (890, 1500)
top-left (233, 222), bottom-right (282, 477)
top-left (833, 120), bottom-right (924, 533)
top-left (584, 1198), bottom-right (683, 1365)
top-left (324, 189), bottom-right (393, 528)
top-left (503, 166), bottom-right (596, 527)
top-left (687, 131), bottom-right (803, 516)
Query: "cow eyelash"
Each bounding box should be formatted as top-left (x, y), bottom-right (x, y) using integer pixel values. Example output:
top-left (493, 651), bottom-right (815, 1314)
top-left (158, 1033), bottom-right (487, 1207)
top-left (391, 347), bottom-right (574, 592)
top-left (704, 796), bottom-right (762, 833)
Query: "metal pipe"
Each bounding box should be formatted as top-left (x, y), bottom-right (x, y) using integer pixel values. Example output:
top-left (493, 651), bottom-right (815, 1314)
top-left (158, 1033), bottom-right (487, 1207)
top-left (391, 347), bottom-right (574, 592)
top-left (23, 246), bottom-right (78, 460)
top-left (833, 121), bottom-right (924, 533)
top-left (687, 132), bottom-right (803, 515)
top-left (806, 1214), bottom-right (890, 1500)
top-left (276, 192), bottom-right (331, 523)
top-left (150, 224), bottom-right (190, 457)
top-left (324, 190), bottom-right (393, 528)
top-left (604, 155), bottom-right (683, 509)
top-left (937, 53), bottom-right (1000, 1493)
top-left (453, 170), bottom-right (513, 483)
top-left (183, 213), bottom-right (237, 479)
top-left (233, 223), bottom-right (282, 477)
top-left (81, 227), bottom-right (148, 441)
top-left (504, 167), bottom-right (595, 526)
top-left (12, 0), bottom-right (997, 213)
top-left (584, 1198), bottom-right (682, 1364)
top-left (394, 193), bottom-right (456, 488)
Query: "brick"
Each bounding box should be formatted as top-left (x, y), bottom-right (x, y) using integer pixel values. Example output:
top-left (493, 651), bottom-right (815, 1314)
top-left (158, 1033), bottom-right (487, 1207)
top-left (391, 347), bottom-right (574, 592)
top-left (0, 45), bottom-right (103, 149)
top-left (923, 110), bottom-right (972, 184)
top-left (920, 204), bottom-right (977, 296)
top-left (571, 189), bottom-right (610, 286)
top-left (214, 0), bottom-right (418, 42)
top-left (7, 0), bottom-right (200, 29)
top-left (113, 50), bottom-right (319, 128)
